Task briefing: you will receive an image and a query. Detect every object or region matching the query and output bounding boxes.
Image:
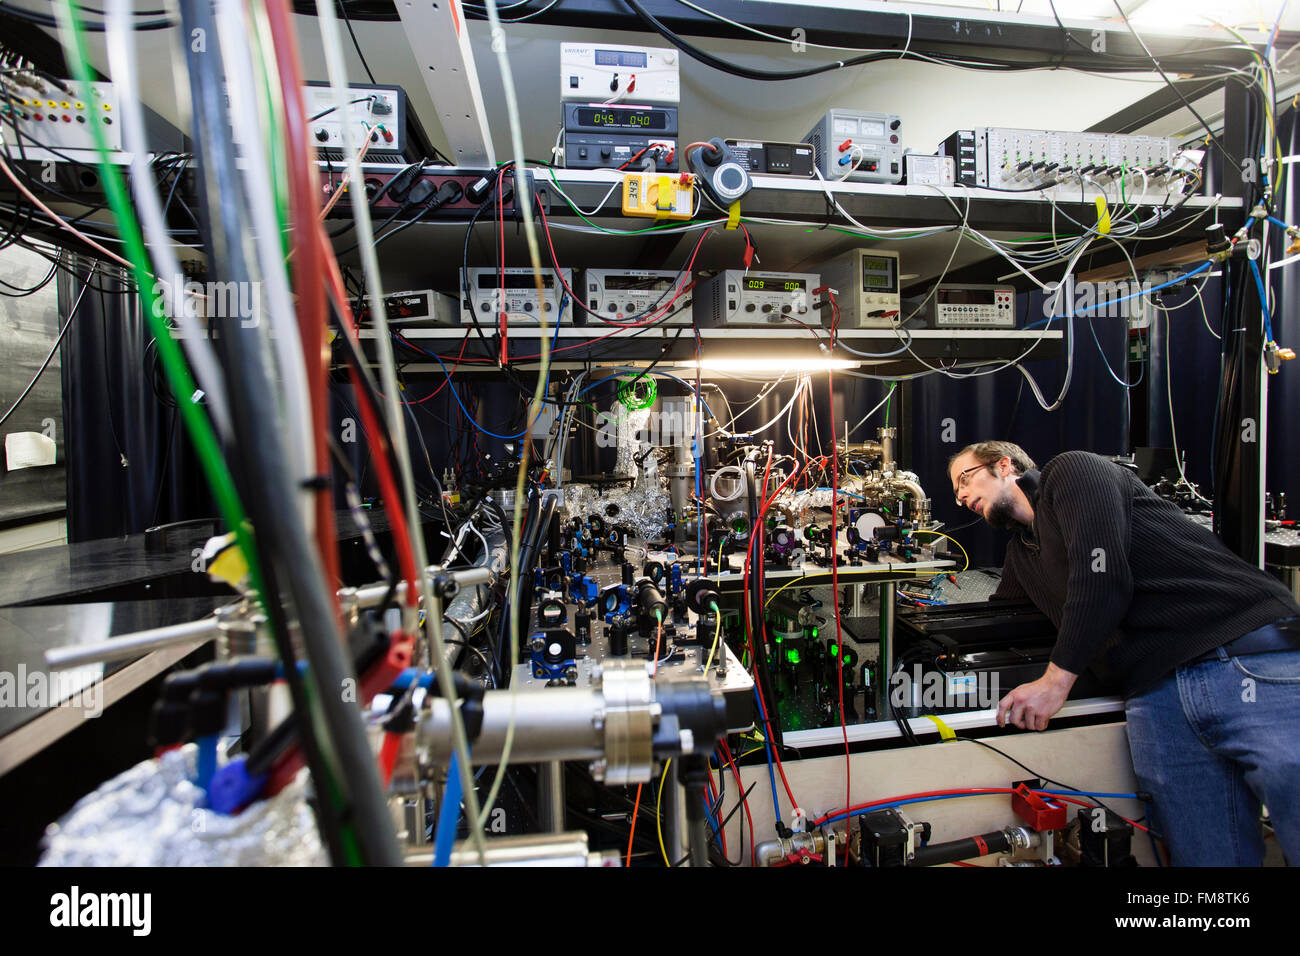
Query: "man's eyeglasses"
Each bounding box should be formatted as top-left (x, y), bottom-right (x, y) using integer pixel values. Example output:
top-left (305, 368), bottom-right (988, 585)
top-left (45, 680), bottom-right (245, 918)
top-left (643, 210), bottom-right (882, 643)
top-left (953, 464), bottom-right (989, 504)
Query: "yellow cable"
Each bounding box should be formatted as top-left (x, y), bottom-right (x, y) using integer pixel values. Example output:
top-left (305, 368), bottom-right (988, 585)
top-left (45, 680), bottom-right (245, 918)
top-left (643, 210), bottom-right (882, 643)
top-left (656, 758), bottom-right (673, 866)
top-left (912, 529), bottom-right (970, 572)
top-left (703, 602), bottom-right (724, 672)
top-left (763, 575), bottom-right (804, 609)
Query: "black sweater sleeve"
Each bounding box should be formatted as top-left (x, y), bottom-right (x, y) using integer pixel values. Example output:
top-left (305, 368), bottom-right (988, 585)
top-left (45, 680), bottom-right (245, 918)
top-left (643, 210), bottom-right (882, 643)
top-left (1041, 453), bottom-right (1135, 675)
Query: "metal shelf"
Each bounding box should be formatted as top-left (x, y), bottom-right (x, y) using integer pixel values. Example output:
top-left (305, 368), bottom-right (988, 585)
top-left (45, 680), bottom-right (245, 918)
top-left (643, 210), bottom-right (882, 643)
top-left (369, 324), bottom-right (1063, 375)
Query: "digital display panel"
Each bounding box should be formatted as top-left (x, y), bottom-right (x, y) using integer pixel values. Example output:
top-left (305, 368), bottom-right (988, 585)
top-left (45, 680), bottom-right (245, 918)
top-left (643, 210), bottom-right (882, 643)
top-left (595, 50), bottom-right (648, 68)
top-left (478, 273), bottom-right (555, 290)
top-left (575, 107), bottom-right (667, 130)
top-left (745, 277), bottom-right (805, 292)
top-left (605, 275), bottom-right (675, 291)
top-left (938, 288), bottom-right (997, 305)
top-left (861, 255), bottom-right (897, 293)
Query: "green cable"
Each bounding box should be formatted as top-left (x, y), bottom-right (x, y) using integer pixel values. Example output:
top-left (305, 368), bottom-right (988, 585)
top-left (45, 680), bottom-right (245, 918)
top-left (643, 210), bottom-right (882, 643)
top-left (55, 1), bottom-right (265, 604)
top-left (61, 1), bottom-right (366, 865)
top-left (249, 0), bottom-right (291, 259)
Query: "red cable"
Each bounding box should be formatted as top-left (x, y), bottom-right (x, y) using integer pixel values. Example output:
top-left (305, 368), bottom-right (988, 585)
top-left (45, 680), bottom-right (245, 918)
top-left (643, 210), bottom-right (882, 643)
top-left (318, 228), bottom-right (420, 606)
top-left (497, 168), bottom-right (507, 366)
top-left (719, 739), bottom-right (755, 866)
top-left (627, 615), bottom-right (667, 866)
top-left (742, 449), bottom-right (805, 812)
top-left (265, 0), bottom-right (339, 600)
top-left (825, 289), bottom-right (852, 823)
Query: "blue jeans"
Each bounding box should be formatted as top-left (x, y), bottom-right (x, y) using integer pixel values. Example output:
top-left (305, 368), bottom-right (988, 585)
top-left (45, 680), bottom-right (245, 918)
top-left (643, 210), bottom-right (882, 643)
top-left (1124, 643), bottom-right (1300, 866)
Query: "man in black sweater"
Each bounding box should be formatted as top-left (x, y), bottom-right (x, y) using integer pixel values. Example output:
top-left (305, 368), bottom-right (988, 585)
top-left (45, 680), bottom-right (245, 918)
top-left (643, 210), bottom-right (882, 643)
top-left (948, 441), bottom-right (1300, 865)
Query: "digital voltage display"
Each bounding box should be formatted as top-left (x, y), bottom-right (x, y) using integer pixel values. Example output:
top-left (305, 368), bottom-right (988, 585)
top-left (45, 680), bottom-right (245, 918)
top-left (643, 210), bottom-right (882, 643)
top-left (575, 107), bottom-right (668, 130)
top-left (745, 278), bottom-right (805, 292)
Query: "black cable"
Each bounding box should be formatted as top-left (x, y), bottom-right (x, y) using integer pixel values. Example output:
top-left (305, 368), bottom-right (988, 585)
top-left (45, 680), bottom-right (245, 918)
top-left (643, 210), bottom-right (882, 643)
top-left (1107, 0), bottom-right (1248, 184)
top-left (308, 95), bottom-right (375, 123)
top-left (337, 0), bottom-right (377, 84)
top-left (180, 0), bottom-right (397, 867)
top-left (0, 1), bottom-right (173, 30)
top-left (952, 733), bottom-right (1129, 822)
top-left (0, 263), bottom-right (92, 428)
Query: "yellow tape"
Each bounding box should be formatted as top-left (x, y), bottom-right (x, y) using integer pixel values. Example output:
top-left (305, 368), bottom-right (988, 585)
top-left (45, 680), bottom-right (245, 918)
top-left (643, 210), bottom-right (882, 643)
top-left (923, 714), bottom-right (956, 741)
top-left (726, 200), bottom-right (741, 230)
top-left (1094, 195), bottom-right (1111, 235)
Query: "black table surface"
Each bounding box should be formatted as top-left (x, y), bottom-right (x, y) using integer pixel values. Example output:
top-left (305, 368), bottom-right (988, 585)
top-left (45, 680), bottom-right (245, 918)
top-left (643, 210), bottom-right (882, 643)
top-left (0, 595), bottom-right (224, 740)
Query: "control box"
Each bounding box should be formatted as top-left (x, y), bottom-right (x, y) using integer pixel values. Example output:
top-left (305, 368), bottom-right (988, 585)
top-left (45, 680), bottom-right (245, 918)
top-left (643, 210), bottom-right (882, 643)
top-left (905, 284), bottom-right (1017, 329)
top-left (695, 270), bottom-right (821, 327)
top-left (939, 127), bottom-right (1175, 189)
top-left (581, 269), bottom-right (693, 324)
top-left (303, 82), bottom-right (436, 165)
top-left (2, 80), bottom-right (121, 154)
top-left (562, 103), bottom-right (678, 171)
top-left (818, 249), bottom-right (901, 328)
top-left (355, 289), bottom-right (460, 327)
top-left (560, 42), bottom-right (680, 104)
top-left (724, 139), bottom-right (815, 178)
top-left (903, 153), bottom-right (954, 187)
top-left (461, 268), bottom-right (574, 326)
top-left (804, 108), bottom-right (903, 184)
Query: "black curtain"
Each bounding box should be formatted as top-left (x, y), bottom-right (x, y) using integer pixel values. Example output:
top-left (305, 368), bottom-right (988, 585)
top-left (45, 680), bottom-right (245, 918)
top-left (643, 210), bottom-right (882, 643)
top-left (58, 257), bottom-right (214, 541)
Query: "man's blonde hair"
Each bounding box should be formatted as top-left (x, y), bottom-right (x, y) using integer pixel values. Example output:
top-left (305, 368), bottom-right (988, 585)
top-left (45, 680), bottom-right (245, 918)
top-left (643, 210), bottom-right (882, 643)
top-left (947, 440), bottom-right (1036, 476)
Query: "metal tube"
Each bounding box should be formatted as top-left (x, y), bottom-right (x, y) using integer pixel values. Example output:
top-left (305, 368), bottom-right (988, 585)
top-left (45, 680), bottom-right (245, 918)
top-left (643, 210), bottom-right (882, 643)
top-left (45, 615), bottom-right (220, 669)
top-left (404, 831), bottom-right (606, 867)
top-left (879, 581), bottom-right (896, 699)
top-left (539, 761), bottom-right (565, 833)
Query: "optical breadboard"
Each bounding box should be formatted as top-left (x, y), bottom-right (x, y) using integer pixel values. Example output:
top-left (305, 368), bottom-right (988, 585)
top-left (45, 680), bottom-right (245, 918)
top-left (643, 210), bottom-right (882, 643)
top-left (804, 108), bottom-right (903, 184)
top-left (818, 250), bottom-right (901, 328)
top-left (695, 271), bottom-right (821, 327)
top-left (462, 268), bottom-right (574, 325)
top-left (560, 42), bottom-right (680, 104)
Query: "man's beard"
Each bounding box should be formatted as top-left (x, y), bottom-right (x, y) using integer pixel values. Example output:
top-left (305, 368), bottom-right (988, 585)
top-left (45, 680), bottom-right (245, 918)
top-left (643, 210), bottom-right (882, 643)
top-left (985, 490), bottom-right (1021, 530)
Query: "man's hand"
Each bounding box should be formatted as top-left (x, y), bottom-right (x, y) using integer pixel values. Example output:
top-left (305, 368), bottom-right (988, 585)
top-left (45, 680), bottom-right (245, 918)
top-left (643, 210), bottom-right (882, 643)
top-left (995, 663), bottom-right (1078, 731)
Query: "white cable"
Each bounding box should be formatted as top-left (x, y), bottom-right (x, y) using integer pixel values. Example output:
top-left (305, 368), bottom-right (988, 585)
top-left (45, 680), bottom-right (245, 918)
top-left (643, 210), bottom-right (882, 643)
top-left (717, 375), bottom-right (808, 438)
top-left (104, 0), bottom-right (233, 443)
top-left (845, 382), bottom-right (896, 438)
top-left (475, 0), bottom-right (554, 839)
top-left (213, 0), bottom-right (315, 512)
top-left (315, 0), bottom-right (487, 861)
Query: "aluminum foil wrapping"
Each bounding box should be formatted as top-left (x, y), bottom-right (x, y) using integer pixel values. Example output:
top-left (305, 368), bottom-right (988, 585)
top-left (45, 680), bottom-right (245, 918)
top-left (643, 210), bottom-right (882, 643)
top-left (561, 480), bottom-right (672, 544)
top-left (39, 746), bottom-right (326, 867)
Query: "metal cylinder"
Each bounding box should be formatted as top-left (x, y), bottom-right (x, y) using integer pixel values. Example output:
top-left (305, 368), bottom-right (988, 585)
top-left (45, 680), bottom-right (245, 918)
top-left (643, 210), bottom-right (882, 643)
top-left (417, 686), bottom-right (606, 765)
top-left (404, 831), bottom-right (614, 867)
top-left (878, 427), bottom-right (897, 472)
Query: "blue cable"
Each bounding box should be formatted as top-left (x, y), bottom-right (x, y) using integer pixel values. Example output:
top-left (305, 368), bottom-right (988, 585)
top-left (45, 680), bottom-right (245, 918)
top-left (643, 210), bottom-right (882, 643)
top-left (432, 750), bottom-right (463, 866)
top-left (1086, 314), bottom-right (1143, 389)
top-left (1247, 258), bottom-right (1277, 342)
top-left (1268, 215), bottom-right (1290, 231)
top-left (811, 487), bottom-right (866, 500)
top-left (405, 296), bottom-right (567, 440)
top-left (752, 684), bottom-right (782, 822)
top-left (816, 789), bottom-right (1072, 828)
top-left (1023, 260), bottom-right (1214, 330)
top-left (1037, 789), bottom-right (1139, 799)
